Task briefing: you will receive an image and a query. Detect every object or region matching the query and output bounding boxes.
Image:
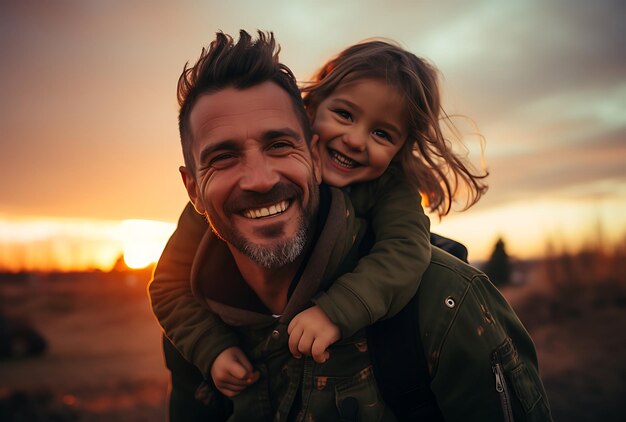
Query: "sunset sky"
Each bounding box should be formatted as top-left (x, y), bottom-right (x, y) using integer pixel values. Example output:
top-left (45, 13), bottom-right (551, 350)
top-left (1, 0), bottom-right (625, 271)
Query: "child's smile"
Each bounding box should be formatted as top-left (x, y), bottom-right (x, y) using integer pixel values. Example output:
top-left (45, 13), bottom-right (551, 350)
top-left (329, 149), bottom-right (360, 169)
top-left (310, 78), bottom-right (408, 188)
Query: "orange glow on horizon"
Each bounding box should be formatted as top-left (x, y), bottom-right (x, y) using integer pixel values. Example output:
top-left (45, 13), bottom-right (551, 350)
top-left (0, 218), bottom-right (175, 272)
top-left (120, 220), bottom-right (173, 269)
top-left (1, 194), bottom-right (625, 272)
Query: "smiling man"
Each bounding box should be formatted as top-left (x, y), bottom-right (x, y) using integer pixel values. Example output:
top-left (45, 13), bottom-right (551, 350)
top-left (158, 31), bottom-right (397, 421)
top-left (150, 30), bottom-right (552, 421)
top-left (180, 82), bottom-right (320, 312)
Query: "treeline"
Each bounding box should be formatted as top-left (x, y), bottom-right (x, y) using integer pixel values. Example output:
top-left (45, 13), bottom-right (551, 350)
top-left (486, 233), bottom-right (626, 328)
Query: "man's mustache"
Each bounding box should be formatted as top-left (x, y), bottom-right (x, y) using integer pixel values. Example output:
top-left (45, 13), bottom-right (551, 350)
top-left (225, 183), bottom-right (303, 214)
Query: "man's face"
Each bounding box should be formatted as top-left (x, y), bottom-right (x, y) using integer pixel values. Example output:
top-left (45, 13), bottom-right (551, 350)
top-left (181, 82), bottom-right (322, 268)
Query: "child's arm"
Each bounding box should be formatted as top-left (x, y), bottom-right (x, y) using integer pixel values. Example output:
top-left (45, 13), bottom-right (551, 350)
top-left (148, 203), bottom-right (242, 379)
top-left (313, 175), bottom-right (431, 339)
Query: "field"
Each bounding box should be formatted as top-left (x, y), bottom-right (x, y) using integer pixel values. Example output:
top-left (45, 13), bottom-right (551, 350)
top-left (0, 261), bottom-right (624, 421)
top-left (0, 271), bottom-right (169, 421)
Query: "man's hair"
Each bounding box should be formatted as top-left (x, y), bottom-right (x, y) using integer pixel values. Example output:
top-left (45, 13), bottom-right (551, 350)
top-left (177, 30), bottom-right (312, 173)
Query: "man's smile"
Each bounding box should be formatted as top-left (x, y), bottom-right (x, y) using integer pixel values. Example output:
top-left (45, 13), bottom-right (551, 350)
top-left (243, 200), bottom-right (290, 219)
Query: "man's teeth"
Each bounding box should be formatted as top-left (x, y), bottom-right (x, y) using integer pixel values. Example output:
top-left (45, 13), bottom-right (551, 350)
top-left (331, 150), bottom-right (358, 168)
top-left (243, 200), bottom-right (289, 219)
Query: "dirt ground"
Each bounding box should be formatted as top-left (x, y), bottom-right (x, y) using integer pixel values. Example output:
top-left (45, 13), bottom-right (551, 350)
top-left (0, 271), bottom-right (624, 421)
top-left (0, 272), bottom-right (170, 421)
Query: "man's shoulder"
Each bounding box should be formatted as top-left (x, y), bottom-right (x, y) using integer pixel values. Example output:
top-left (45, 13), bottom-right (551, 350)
top-left (417, 247), bottom-right (503, 359)
top-left (417, 246), bottom-right (492, 327)
top-left (425, 246), bottom-right (486, 285)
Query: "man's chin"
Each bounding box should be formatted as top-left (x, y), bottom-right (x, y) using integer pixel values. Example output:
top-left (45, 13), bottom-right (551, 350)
top-left (211, 187), bottom-right (317, 268)
top-left (241, 230), bottom-right (307, 269)
top-left (250, 220), bottom-right (290, 239)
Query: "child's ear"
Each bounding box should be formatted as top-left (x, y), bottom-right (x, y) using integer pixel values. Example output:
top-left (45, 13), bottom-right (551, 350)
top-left (309, 134), bottom-right (322, 185)
top-left (179, 166), bottom-right (205, 215)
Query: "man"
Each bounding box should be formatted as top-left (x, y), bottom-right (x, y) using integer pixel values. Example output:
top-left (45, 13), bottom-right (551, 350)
top-left (152, 30), bottom-right (552, 421)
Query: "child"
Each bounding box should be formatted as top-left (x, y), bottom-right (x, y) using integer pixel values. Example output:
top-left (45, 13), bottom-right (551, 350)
top-left (149, 37), bottom-right (487, 402)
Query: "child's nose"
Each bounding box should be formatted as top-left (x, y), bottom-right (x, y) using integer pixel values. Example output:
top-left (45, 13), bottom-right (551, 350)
top-left (342, 130), bottom-right (367, 152)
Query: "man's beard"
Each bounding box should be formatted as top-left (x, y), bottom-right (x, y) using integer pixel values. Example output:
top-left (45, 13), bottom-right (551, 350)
top-left (240, 216), bottom-right (307, 269)
top-left (207, 181), bottom-right (319, 269)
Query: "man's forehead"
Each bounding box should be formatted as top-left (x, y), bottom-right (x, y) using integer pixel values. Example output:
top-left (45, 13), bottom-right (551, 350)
top-left (189, 82), bottom-right (303, 142)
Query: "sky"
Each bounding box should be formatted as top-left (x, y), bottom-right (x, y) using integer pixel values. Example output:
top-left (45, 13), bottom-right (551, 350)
top-left (1, 0), bottom-right (625, 271)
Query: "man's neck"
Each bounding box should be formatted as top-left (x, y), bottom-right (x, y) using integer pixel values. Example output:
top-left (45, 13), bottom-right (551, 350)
top-left (228, 245), bottom-right (305, 315)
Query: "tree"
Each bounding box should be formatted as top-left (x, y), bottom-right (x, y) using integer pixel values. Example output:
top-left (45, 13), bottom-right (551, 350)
top-left (484, 237), bottom-right (512, 286)
top-left (111, 253), bottom-right (130, 272)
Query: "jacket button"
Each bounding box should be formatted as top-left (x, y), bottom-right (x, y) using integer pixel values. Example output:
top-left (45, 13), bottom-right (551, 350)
top-left (444, 296), bottom-right (456, 308)
top-left (271, 329), bottom-right (280, 339)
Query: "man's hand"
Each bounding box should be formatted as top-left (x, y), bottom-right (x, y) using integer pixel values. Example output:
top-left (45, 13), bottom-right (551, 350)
top-left (287, 305), bottom-right (340, 363)
top-left (210, 346), bottom-right (260, 397)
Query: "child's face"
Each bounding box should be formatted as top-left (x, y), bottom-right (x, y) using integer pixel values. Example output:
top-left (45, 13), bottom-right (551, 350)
top-left (310, 78), bottom-right (408, 188)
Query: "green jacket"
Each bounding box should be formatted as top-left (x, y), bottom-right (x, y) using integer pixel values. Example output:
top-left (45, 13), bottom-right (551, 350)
top-left (149, 174), bottom-right (430, 377)
top-left (157, 186), bottom-right (551, 421)
top-left (368, 246), bottom-right (552, 421)
top-left (316, 172), bottom-right (431, 338)
top-left (187, 186), bottom-right (395, 421)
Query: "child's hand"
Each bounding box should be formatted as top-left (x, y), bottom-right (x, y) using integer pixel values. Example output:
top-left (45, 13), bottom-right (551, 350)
top-left (287, 305), bottom-right (340, 363)
top-left (210, 346), bottom-right (260, 397)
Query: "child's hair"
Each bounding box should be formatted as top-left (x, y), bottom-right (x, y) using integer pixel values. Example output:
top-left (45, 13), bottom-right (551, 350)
top-left (302, 39), bottom-right (488, 217)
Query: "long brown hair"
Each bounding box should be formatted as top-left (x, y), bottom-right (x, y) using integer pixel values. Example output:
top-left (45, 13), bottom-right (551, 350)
top-left (302, 40), bottom-right (488, 217)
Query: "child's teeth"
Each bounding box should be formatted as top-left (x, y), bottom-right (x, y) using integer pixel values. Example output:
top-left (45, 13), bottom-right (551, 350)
top-left (332, 151), bottom-right (357, 168)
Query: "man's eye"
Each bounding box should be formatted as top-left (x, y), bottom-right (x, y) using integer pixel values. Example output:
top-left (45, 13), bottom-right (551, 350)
top-left (269, 141), bottom-right (292, 150)
top-left (209, 153), bottom-right (236, 167)
top-left (333, 109), bottom-right (353, 121)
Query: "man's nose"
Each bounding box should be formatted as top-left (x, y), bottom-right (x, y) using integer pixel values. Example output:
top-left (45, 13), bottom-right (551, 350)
top-left (239, 152), bottom-right (280, 192)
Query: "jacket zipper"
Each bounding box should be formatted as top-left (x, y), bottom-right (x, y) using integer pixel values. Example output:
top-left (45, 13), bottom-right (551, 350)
top-left (492, 354), bottom-right (514, 422)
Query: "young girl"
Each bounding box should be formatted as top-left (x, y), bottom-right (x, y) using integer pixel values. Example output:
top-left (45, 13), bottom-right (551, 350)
top-left (149, 38), bottom-right (487, 402)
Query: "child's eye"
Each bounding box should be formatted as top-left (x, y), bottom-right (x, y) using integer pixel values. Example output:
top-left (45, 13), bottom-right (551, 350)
top-left (373, 129), bottom-right (392, 142)
top-left (333, 109), bottom-right (353, 121)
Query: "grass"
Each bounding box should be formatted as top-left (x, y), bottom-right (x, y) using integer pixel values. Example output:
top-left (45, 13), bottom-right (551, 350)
top-left (499, 234), bottom-right (626, 421)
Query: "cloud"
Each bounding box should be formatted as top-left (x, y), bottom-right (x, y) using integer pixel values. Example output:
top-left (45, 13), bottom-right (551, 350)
top-left (425, 0), bottom-right (626, 122)
top-left (481, 127), bottom-right (626, 208)
top-left (1, 0), bottom-right (624, 225)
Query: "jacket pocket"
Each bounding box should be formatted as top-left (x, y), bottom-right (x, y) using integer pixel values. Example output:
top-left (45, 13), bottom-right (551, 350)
top-left (508, 363), bottom-right (542, 413)
top-left (491, 358), bottom-right (514, 422)
top-left (334, 365), bottom-right (395, 421)
top-left (494, 337), bottom-right (551, 421)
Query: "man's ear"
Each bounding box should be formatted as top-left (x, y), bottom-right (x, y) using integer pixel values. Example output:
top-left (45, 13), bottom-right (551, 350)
top-left (179, 166), bottom-right (205, 215)
top-left (309, 134), bottom-right (322, 185)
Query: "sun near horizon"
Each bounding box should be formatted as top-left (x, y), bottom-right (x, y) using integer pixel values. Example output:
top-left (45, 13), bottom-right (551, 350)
top-left (0, 218), bottom-right (176, 273)
top-left (118, 219), bottom-right (175, 270)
